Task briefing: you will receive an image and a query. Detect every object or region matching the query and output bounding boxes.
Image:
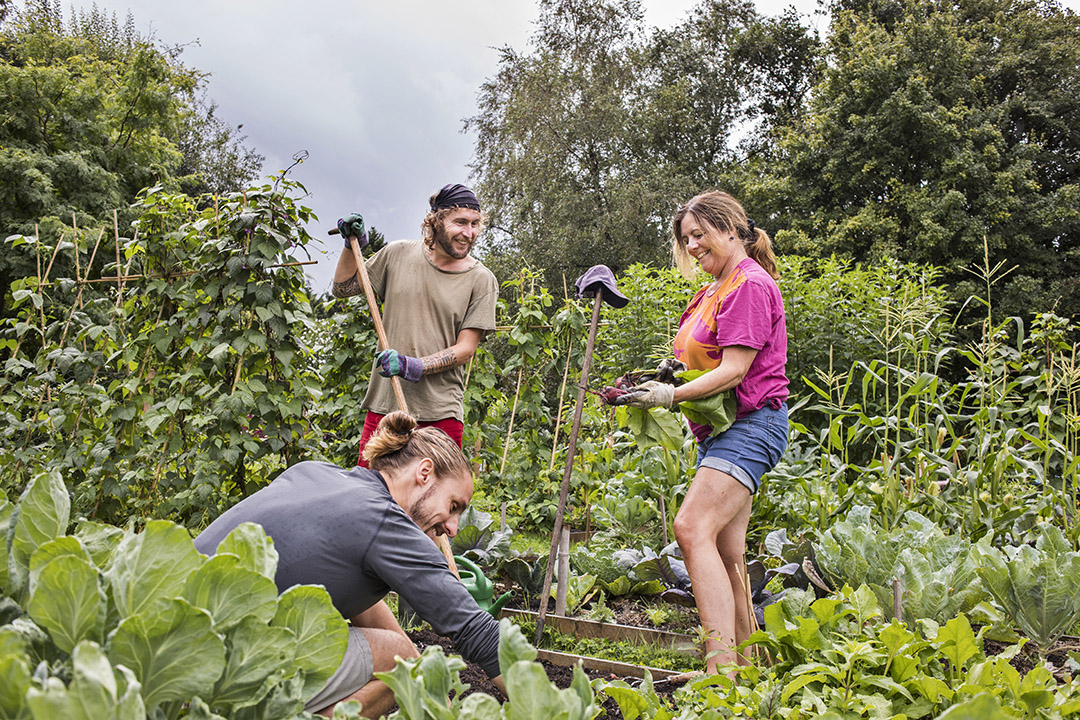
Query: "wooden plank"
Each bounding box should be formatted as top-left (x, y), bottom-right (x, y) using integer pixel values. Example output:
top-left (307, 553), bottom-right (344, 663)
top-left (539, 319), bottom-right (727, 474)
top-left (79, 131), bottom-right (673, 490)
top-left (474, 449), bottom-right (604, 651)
top-left (501, 609), bottom-right (700, 657)
top-left (535, 649), bottom-right (682, 680)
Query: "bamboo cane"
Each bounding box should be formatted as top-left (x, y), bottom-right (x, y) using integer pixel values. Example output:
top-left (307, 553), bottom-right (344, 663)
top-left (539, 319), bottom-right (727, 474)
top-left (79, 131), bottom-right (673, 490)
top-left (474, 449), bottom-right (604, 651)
top-left (536, 292), bottom-right (604, 644)
top-left (499, 367), bottom-right (525, 475)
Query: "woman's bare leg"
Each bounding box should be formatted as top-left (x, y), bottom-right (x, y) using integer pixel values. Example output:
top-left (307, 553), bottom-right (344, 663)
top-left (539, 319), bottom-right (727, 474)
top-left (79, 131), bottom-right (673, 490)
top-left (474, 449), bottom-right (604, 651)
top-left (673, 467), bottom-right (752, 676)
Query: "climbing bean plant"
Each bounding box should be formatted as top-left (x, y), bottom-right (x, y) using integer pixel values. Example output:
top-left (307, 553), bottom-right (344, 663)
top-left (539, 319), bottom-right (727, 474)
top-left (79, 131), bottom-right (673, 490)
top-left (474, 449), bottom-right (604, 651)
top-left (1, 175), bottom-right (323, 526)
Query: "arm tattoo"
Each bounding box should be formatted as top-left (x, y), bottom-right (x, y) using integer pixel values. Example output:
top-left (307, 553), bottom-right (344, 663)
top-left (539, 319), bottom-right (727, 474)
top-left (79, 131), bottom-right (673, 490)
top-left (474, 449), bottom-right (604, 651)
top-left (422, 349), bottom-right (458, 374)
top-left (332, 274), bottom-right (362, 298)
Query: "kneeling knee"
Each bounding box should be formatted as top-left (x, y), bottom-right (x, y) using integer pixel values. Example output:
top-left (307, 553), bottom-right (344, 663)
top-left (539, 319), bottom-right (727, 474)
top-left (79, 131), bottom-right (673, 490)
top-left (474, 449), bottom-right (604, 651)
top-left (392, 633), bottom-right (419, 661)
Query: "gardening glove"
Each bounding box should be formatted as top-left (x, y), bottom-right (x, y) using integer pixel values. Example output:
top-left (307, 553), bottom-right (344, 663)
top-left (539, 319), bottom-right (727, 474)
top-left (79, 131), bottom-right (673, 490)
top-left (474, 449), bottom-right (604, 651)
top-left (337, 213), bottom-right (368, 250)
top-left (376, 349), bottom-right (423, 383)
top-left (651, 358), bottom-right (687, 385)
top-left (610, 380), bottom-right (675, 409)
top-left (599, 385), bottom-right (634, 405)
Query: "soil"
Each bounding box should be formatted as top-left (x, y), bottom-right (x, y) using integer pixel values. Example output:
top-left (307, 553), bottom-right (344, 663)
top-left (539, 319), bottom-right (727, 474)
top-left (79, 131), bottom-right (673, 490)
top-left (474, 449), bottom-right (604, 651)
top-left (499, 581), bottom-right (702, 635)
top-left (982, 635), bottom-right (1080, 682)
top-left (405, 627), bottom-right (686, 719)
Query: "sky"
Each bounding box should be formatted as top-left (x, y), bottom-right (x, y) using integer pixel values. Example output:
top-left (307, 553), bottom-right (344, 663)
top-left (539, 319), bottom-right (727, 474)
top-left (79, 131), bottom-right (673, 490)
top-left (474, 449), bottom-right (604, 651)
top-left (73, 0), bottom-right (1073, 292)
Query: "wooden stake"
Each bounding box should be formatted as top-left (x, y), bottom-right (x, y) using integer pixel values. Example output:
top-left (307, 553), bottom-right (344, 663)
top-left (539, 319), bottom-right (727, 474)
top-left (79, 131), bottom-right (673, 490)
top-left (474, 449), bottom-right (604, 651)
top-left (499, 367), bottom-right (525, 475)
top-left (42, 260), bottom-right (319, 287)
top-left (114, 209), bottom-right (121, 293)
top-left (71, 214), bottom-right (81, 307)
top-left (549, 343), bottom-right (574, 472)
top-left (537, 292), bottom-right (604, 645)
top-left (555, 526), bottom-right (570, 616)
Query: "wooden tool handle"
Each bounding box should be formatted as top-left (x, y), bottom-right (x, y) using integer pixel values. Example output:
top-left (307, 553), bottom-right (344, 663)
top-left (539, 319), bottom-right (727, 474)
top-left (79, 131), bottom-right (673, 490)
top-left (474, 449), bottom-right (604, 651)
top-left (348, 236), bottom-right (459, 579)
top-left (350, 237), bottom-right (409, 412)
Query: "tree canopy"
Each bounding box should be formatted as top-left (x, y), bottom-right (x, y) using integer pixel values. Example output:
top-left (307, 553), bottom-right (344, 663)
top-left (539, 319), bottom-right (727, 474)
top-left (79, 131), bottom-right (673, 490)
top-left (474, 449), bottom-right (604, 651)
top-left (0, 1), bottom-right (262, 238)
top-left (0, 0), bottom-right (263, 315)
top-left (467, 0), bottom-right (1079, 325)
top-left (770, 0), bottom-right (1080, 322)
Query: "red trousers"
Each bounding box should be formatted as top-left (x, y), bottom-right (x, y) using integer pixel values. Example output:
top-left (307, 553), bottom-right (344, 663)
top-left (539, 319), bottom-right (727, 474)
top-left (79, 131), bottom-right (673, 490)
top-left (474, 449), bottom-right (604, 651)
top-left (356, 411), bottom-right (464, 467)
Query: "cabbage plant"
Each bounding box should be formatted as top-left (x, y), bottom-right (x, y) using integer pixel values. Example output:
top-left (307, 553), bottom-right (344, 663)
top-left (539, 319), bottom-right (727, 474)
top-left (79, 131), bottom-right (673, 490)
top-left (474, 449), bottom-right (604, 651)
top-left (815, 506), bottom-right (984, 625)
top-left (1, 470), bottom-right (347, 718)
top-left (974, 524), bottom-right (1080, 656)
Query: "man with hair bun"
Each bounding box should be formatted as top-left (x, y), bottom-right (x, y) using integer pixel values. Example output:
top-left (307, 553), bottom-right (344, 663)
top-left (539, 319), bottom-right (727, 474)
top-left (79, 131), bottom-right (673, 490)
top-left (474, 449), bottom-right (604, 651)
top-left (332, 184), bottom-right (498, 465)
top-left (195, 412), bottom-right (505, 717)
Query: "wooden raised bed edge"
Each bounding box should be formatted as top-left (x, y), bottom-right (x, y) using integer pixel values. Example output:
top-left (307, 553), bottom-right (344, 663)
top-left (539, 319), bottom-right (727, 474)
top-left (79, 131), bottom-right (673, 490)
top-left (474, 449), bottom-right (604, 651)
top-left (535, 648), bottom-right (683, 681)
top-left (501, 608), bottom-right (701, 658)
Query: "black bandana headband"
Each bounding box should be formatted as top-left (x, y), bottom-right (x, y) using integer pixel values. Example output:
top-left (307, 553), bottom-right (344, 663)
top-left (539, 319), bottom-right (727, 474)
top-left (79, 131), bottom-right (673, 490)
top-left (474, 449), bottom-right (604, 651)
top-left (431, 183), bottom-right (480, 212)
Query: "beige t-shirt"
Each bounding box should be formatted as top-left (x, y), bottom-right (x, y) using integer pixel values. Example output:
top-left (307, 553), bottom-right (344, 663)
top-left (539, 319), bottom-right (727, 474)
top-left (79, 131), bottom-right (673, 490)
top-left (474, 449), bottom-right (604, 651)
top-left (360, 239), bottom-right (499, 421)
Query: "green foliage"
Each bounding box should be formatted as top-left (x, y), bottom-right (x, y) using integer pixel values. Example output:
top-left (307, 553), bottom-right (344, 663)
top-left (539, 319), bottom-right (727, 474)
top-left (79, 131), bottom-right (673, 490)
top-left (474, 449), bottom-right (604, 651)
top-left (378, 619), bottom-right (600, 720)
top-left (974, 524), bottom-right (1080, 656)
top-left (0, 1), bottom-right (261, 243)
top-left (569, 543), bottom-right (626, 586)
top-left (1, 177), bottom-right (320, 525)
top-left (815, 506), bottom-right (984, 625)
top-left (449, 506), bottom-right (513, 568)
top-left (552, 573), bottom-right (599, 615)
top-left (770, 0), bottom-right (1080, 323)
top-left (0, 467), bottom-right (347, 718)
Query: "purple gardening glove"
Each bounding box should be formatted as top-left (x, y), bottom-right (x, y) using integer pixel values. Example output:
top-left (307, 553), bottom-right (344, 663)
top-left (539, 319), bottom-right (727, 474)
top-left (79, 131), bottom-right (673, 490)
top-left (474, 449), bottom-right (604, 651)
top-left (337, 213), bottom-right (369, 250)
top-left (376, 349), bottom-right (423, 383)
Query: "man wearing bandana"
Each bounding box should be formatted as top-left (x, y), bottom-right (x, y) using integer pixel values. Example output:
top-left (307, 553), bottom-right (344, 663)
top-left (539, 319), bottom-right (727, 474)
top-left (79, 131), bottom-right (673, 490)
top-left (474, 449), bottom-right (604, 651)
top-left (332, 184), bottom-right (499, 465)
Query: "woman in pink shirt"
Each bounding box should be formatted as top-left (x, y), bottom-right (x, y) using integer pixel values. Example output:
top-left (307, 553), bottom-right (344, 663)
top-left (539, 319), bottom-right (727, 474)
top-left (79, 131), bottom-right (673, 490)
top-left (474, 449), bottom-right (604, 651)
top-left (615, 190), bottom-right (789, 676)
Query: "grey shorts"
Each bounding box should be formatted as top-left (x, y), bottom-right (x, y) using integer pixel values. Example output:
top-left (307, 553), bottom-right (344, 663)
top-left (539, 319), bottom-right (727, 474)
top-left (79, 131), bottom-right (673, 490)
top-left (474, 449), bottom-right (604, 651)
top-left (304, 627), bottom-right (374, 713)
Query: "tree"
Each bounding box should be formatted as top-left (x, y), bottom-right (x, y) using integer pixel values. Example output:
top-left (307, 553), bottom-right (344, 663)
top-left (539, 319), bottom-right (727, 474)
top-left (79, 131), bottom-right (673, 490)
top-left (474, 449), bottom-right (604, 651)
top-left (466, 0), bottom-right (821, 287)
top-left (0, 0), bottom-right (262, 313)
top-left (767, 0), bottom-right (1080, 324)
top-left (466, 0), bottom-right (668, 286)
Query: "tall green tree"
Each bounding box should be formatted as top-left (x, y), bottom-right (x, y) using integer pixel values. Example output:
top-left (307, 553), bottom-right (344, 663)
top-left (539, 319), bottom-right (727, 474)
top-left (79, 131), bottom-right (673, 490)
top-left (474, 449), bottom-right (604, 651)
top-left (466, 0), bottom-right (821, 286)
top-left (466, 0), bottom-right (667, 285)
top-left (767, 0), bottom-right (1080, 323)
top-left (0, 1), bottom-right (262, 313)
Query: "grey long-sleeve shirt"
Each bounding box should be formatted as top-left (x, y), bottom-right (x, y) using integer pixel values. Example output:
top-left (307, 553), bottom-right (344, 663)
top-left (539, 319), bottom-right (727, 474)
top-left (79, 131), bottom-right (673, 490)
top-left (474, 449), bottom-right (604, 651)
top-left (194, 461), bottom-right (501, 678)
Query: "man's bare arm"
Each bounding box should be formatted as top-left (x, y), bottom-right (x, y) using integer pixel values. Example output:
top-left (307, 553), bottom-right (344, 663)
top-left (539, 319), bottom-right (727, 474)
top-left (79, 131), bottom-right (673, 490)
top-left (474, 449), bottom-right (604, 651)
top-left (415, 329), bottom-right (484, 377)
top-left (331, 245), bottom-right (363, 298)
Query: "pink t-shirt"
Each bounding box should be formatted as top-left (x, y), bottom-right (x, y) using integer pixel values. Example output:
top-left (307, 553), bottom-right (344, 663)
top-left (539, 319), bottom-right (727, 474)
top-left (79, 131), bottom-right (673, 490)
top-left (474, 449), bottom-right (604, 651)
top-left (673, 257), bottom-right (789, 439)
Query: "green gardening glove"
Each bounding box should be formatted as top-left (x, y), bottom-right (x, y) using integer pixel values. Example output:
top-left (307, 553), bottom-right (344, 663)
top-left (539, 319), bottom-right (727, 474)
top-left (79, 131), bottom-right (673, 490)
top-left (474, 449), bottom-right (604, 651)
top-left (337, 213), bottom-right (368, 250)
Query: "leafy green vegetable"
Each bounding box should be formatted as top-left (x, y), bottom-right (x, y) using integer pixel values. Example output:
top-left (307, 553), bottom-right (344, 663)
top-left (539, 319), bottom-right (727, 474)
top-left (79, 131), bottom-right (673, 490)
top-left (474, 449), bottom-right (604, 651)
top-left (616, 405), bottom-right (685, 451)
top-left (376, 619), bottom-right (599, 720)
top-left (450, 507), bottom-right (512, 567)
top-left (24, 641), bottom-right (145, 720)
top-left (209, 616), bottom-right (296, 709)
top-left (216, 522), bottom-right (279, 581)
top-left (552, 573), bottom-right (598, 614)
top-left (676, 369), bottom-right (737, 436)
top-left (272, 584), bottom-right (349, 699)
top-left (974, 524), bottom-right (1080, 654)
top-left (183, 553), bottom-right (278, 632)
top-left (7, 471), bottom-right (70, 602)
top-left (815, 506), bottom-right (984, 624)
top-left (1, 472), bottom-right (348, 718)
top-left (106, 519), bottom-right (205, 619)
top-left (107, 597), bottom-right (226, 710)
top-left (503, 556), bottom-right (545, 599)
top-left (27, 554), bottom-right (106, 654)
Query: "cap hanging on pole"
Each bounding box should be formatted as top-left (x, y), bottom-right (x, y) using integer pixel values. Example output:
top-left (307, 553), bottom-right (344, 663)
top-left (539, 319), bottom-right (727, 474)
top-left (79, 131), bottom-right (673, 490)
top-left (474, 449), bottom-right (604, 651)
top-left (535, 264), bottom-right (628, 645)
top-left (574, 265), bottom-right (629, 308)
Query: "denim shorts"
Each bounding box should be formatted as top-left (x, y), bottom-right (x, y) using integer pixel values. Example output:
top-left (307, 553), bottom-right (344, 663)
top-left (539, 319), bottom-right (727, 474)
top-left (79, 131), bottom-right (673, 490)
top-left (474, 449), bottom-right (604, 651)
top-left (696, 402), bottom-right (788, 495)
